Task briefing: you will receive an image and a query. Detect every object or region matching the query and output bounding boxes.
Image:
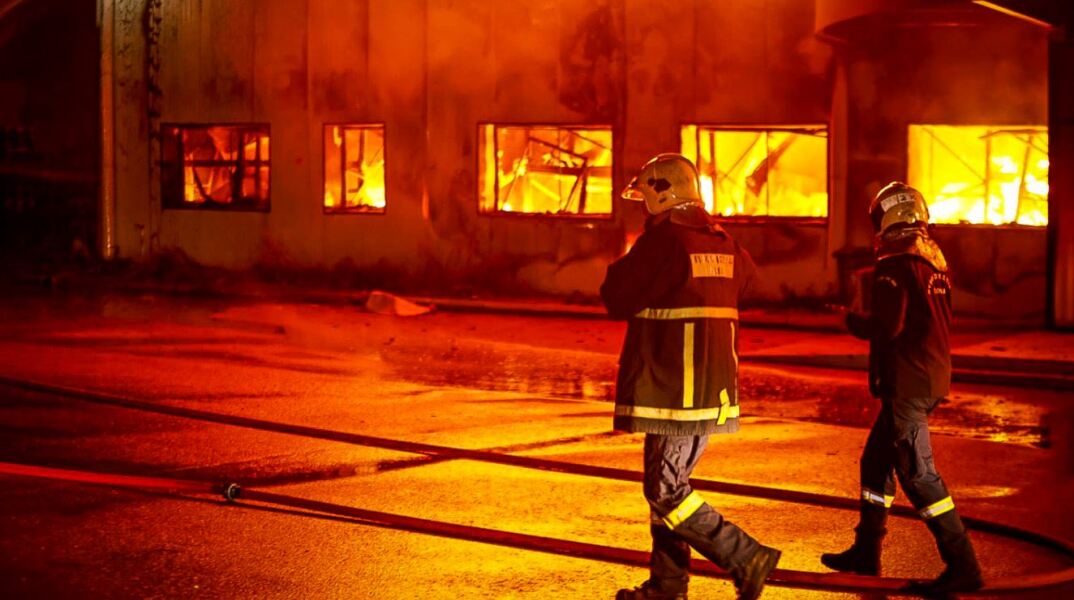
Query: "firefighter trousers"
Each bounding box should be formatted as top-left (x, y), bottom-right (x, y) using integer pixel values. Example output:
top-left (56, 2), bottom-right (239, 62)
top-left (643, 434), bottom-right (760, 593)
top-left (856, 397), bottom-right (978, 570)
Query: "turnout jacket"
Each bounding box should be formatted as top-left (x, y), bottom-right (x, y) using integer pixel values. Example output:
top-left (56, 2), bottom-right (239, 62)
top-left (600, 205), bottom-right (755, 436)
top-left (847, 251), bottom-right (953, 399)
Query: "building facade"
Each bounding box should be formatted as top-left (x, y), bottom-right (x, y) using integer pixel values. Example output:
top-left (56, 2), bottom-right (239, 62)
top-left (89, 0), bottom-right (1067, 321)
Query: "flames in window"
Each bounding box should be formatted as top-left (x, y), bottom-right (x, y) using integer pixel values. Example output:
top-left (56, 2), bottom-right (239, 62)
top-left (161, 125), bottom-right (270, 210)
top-left (908, 125), bottom-right (1048, 226)
top-left (324, 125), bottom-right (386, 214)
top-left (681, 125), bottom-right (828, 218)
top-left (478, 125), bottom-right (612, 216)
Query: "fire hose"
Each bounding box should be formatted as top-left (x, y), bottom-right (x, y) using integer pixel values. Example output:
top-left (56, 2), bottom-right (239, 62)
top-left (2, 376), bottom-right (1073, 595)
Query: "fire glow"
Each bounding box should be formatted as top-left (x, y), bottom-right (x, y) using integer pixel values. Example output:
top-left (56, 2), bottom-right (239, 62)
top-left (908, 125), bottom-right (1048, 227)
top-left (162, 125), bottom-right (271, 209)
top-left (479, 125), bottom-right (613, 216)
top-left (681, 125), bottom-right (828, 218)
top-left (324, 125), bottom-right (386, 213)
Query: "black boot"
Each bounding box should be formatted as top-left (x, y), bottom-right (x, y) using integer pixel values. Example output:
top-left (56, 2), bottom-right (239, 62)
top-left (615, 580), bottom-right (687, 600)
top-left (820, 532), bottom-right (883, 576)
top-left (821, 501), bottom-right (887, 576)
top-left (733, 545), bottom-right (781, 600)
top-left (905, 510), bottom-right (983, 596)
top-left (649, 524), bottom-right (690, 595)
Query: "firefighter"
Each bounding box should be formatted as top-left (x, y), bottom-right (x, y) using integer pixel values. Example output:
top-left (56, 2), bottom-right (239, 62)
top-left (602, 154), bottom-right (781, 600)
top-left (821, 182), bottom-right (983, 595)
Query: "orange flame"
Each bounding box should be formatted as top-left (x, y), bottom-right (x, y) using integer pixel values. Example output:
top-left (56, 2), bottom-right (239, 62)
top-left (682, 125), bottom-right (828, 218)
top-left (479, 125), bottom-right (613, 216)
top-left (909, 125), bottom-right (1047, 227)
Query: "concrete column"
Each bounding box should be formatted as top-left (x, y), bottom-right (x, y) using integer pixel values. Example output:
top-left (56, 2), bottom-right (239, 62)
top-left (112, 0), bottom-right (151, 259)
top-left (98, 0), bottom-right (116, 260)
top-left (1048, 35), bottom-right (1074, 329)
top-left (827, 55), bottom-right (850, 273)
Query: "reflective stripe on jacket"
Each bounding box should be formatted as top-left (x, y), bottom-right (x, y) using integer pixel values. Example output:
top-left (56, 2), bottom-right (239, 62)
top-left (601, 205), bottom-right (756, 436)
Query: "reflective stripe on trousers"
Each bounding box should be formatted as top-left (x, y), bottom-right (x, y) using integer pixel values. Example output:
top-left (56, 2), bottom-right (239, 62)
top-left (859, 397), bottom-right (956, 519)
top-left (861, 487), bottom-right (894, 508)
top-left (643, 434), bottom-right (759, 575)
top-left (919, 495), bottom-right (956, 519)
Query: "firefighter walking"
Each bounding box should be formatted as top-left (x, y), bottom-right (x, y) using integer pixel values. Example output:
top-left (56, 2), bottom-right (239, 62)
top-left (602, 154), bottom-right (781, 600)
top-left (821, 182), bottom-right (983, 596)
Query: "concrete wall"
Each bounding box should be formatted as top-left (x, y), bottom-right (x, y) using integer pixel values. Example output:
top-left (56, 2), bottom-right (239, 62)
top-left (932, 226), bottom-right (1046, 318)
top-left (109, 0), bottom-right (835, 300)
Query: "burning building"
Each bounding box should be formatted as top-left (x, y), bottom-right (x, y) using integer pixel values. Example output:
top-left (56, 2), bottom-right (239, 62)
top-left (1, 0), bottom-right (1072, 325)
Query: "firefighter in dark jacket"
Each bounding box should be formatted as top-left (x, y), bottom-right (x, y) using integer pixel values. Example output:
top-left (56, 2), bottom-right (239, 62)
top-left (602, 154), bottom-right (781, 600)
top-left (821, 182), bottom-right (983, 595)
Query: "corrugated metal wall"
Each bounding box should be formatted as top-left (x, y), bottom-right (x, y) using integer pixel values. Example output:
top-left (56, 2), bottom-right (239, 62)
top-left (111, 0), bottom-right (835, 300)
top-left (105, 1), bottom-right (1053, 316)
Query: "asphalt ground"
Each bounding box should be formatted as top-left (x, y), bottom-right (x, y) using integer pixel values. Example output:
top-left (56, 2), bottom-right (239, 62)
top-left (0, 293), bottom-right (1071, 599)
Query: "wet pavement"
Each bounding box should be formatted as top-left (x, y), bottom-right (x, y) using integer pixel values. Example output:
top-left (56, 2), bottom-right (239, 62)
top-left (0, 292), bottom-right (1071, 598)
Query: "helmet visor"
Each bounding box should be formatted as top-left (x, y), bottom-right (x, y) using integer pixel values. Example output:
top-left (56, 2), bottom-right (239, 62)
top-left (621, 176), bottom-right (645, 202)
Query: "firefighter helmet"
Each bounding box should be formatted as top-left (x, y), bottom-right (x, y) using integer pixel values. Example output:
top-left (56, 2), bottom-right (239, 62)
top-left (869, 182), bottom-right (930, 234)
top-left (621, 153), bottom-right (704, 215)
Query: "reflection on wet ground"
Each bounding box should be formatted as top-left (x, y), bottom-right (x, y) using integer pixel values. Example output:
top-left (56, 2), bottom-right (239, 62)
top-left (386, 341), bottom-right (1047, 447)
top-left (0, 292), bottom-right (1049, 448)
top-left (383, 342), bottom-right (617, 403)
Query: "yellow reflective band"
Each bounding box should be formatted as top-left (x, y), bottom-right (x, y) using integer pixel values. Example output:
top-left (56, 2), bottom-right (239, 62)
top-left (683, 323), bottom-right (695, 408)
top-left (663, 491), bottom-right (705, 529)
top-left (716, 389), bottom-right (730, 426)
top-left (862, 488), bottom-right (894, 508)
top-left (615, 404), bottom-right (740, 422)
top-left (634, 307), bottom-right (740, 320)
top-left (920, 496), bottom-right (956, 519)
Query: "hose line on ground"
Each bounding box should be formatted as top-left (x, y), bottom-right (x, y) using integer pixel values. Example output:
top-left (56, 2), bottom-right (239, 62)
top-left (1, 376), bottom-right (1072, 595)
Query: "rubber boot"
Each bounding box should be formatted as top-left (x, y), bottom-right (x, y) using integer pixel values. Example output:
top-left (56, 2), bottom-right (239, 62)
top-left (905, 510), bottom-right (983, 596)
top-left (821, 501), bottom-right (887, 576)
top-left (820, 529), bottom-right (884, 576)
top-left (733, 545), bottom-right (781, 600)
top-left (615, 580), bottom-right (687, 600)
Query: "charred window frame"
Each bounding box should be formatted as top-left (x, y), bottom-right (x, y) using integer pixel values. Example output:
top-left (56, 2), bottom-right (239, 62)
top-left (161, 124), bottom-right (270, 211)
top-left (907, 125), bottom-right (1048, 227)
top-left (681, 125), bottom-right (828, 221)
top-left (478, 123), bottom-right (614, 218)
top-left (323, 123), bottom-right (387, 215)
